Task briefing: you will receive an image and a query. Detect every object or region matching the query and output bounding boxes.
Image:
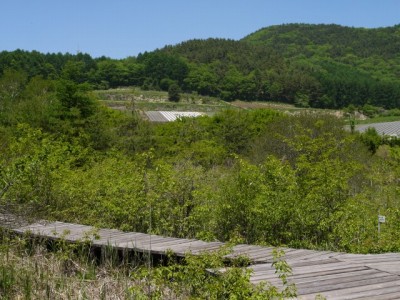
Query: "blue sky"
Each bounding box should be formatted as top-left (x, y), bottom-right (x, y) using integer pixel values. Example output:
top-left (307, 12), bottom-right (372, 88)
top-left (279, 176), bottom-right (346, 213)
top-left (2, 0), bottom-right (399, 59)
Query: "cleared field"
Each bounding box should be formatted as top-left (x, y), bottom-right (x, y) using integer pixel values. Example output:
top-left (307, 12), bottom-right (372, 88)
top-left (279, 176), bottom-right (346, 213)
top-left (95, 88), bottom-right (232, 113)
top-left (355, 115), bottom-right (400, 124)
top-left (231, 100), bottom-right (302, 110)
top-left (230, 100), bottom-right (343, 116)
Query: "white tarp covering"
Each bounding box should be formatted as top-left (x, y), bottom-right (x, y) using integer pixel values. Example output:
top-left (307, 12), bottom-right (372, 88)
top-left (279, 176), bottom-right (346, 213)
top-left (159, 111), bottom-right (203, 121)
top-left (355, 121), bottom-right (400, 137)
top-left (145, 111), bottom-right (204, 122)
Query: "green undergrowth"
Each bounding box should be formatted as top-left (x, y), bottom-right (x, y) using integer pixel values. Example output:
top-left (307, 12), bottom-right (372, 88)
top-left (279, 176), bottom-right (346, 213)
top-left (130, 248), bottom-right (296, 299)
top-left (0, 230), bottom-right (134, 299)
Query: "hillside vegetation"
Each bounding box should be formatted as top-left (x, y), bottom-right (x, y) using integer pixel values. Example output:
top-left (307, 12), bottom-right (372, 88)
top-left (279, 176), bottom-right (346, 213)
top-left (1, 24), bottom-right (400, 297)
top-left (0, 68), bottom-right (399, 254)
top-left (1, 23), bottom-right (400, 111)
top-left (0, 23), bottom-right (400, 253)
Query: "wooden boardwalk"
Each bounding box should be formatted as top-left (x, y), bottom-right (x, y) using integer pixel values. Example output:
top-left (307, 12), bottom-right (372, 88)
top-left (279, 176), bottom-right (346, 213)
top-left (8, 219), bottom-right (400, 299)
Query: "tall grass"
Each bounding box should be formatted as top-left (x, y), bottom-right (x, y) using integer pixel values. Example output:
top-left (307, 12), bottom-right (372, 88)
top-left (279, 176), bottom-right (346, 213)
top-left (0, 231), bottom-right (137, 299)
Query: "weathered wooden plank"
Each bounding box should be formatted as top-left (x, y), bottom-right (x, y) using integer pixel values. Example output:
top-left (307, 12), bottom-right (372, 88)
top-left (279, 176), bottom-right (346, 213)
top-left (250, 269), bottom-right (370, 283)
top-left (126, 240), bottom-right (200, 254)
top-left (298, 252), bottom-right (341, 263)
top-left (292, 268), bottom-right (380, 284)
top-left (51, 224), bottom-right (97, 235)
top-left (231, 245), bottom-right (292, 253)
top-left (94, 228), bottom-right (123, 237)
top-left (355, 290), bottom-right (400, 300)
top-left (338, 252), bottom-right (400, 258)
top-left (118, 235), bottom-right (171, 244)
top-left (288, 258), bottom-right (340, 268)
top-left (160, 241), bottom-right (224, 254)
top-left (188, 244), bottom-right (227, 255)
top-left (251, 252), bottom-right (321, 265)
top-left (110, 236), bottom-right (173, 249)
top-left (93, 229), bottom-right (132, 239)
top-left (168, 242), bottom-right (222, 255)
top-left (365, 262), bottom-right (400, 275)
top-left (250, 260), bottom-right (356, 272)
top-left (228, 246), bottom-right (272, 257)
top-left (228, 248), bottom-right (303, 264)
top-left (231, 244), bottom-right (258, 251)
top-left (17, 223), bottom-right (91, 239)
top-left (114, 238), bottom-right (176, 249)
top-left (251, 267), bottom-right (376, 284)
top-left (34, 221), bottom-right (90, 230)
top-left (121, 237), bottom-right (194, 250)
top-left (289, 251), bottom-right (336, 262)
top-left (121, 233), bottom-right (166, 241)
top-left (235, 247), bottom-right (275, 256)
top-left (93, 232), bottom-right (150, 246)
top-left (255, 268), bottom-right (384, 289)
top-left (244, 249), bottom-right (321, 264)
top-left (17, 223), bottom-right (75, 236)
top-left (149, 243), bottom-right (225, 256)
top-left (299, 279), bottom-right (400, 300)
top-left (114, 239), bottom-right (217, 254)
top-left (290, 261), bottom-right (365, 274)
top-left (336, 253), bottom-right (400, 262)
top-left (41, 222), bottom-right (90, 229)
top-left (148, 238), bottom-right (193, 246)
top-left (287, 266), bottom-right (370, 281)
top-left (14, 223), bottom-right (49, 232)
top-left (233, 249), bottom-right (275, 260)
top-left (92, 232), bottom-right (132, 243)
top-left (284, 250), bottom-right (321, 261)
top-left (227, 247), bottom-right (280, 263)
top-left (113, 244), bottom-right (167, 255)
top-left (108, 240), bottom-right (215, 256)
top-left (297, 274), bottom-right (399, 295)
top-left (250, 265), bottom-right (369, 284)
top-left (334, 284), bottom-right (400, 300)
top-left (339, 257), bottom-right (400, 264)
top-left (48, 225), bottom-right (98, 241)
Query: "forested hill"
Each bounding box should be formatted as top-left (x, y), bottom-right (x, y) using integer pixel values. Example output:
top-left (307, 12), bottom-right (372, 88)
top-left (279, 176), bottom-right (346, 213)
top-left (1, 23), bottom-right (400, 109)
top-left (162, 24), bottom-right (400, 109)
top-left (243, 23), bottom-right (400, 59)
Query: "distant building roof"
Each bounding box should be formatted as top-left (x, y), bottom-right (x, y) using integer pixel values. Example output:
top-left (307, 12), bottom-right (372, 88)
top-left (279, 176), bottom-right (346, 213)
top-left (355, 121), bottom-right (400, 137)
top-left (145, 111), bottom-right (204, 122)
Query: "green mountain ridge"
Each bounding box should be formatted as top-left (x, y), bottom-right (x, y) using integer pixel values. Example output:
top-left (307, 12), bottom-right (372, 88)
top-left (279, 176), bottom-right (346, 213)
top-left (1, 23), bottom-right (400, 109)
top-left (159, 23), bottom-right (400, 108)
top-left (243, 23), bottom-right (400, 58)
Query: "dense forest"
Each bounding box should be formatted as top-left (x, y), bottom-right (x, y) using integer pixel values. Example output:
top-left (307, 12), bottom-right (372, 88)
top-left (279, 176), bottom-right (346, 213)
top-left (0, 66), bottom-right (400, 254)
top-left (1, 23), bottom-right (400, 110)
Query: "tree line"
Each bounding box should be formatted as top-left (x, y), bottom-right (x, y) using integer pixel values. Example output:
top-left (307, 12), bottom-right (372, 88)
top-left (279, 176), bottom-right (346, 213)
top-left (1, 23), bottom-right (400, 109)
